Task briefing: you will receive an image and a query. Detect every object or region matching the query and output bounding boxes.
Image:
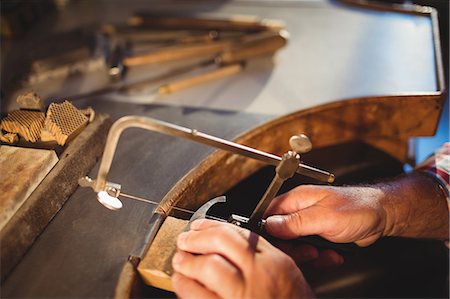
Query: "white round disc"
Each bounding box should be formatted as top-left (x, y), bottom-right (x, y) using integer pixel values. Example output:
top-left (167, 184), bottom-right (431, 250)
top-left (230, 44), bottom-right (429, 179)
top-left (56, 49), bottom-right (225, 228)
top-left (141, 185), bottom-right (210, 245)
top-left (97, 191), bottom-right (123, 210)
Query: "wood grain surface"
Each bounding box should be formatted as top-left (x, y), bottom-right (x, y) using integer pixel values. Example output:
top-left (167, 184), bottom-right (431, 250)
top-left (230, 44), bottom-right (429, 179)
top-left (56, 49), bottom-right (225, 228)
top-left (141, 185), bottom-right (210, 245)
top-left (0, 114), bottom-right (111, 282)
top-left (0, 146), bottom-right (58, 230)
top-left (1, 1), bottom-right (447, 298)
top-left (137, 216), bottom-right (188, 291)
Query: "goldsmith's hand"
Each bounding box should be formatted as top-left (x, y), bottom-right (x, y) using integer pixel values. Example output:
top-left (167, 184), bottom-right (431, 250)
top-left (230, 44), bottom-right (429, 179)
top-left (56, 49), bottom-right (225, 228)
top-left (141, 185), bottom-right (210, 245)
top-left (171, 219), bottom-right (314, 299)
top-left (265, 185), bottom-right (387, 247)
top-left (275, 240), bottom-right (344, 268)
top-left (265, 172), bottom-right (449, 247)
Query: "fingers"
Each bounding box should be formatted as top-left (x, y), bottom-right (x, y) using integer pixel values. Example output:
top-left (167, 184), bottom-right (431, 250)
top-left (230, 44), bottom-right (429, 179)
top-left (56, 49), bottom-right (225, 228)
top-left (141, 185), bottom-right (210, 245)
top-left (172, 272), bottom-right (221, 299)
top-left (265, 205), bottom-right (330, 239)
top-left (177, 219), bottom-right (257, 268)
top-left (275, 241), bottom-right (343, 267)
top-left (172, 250), bottom-right (243, 298)
top-left (355, 234), bottom-right (380, 247)
top-left (277, 242), bottom-right (319, 263)
top-left (310, 249), bottom-right (344, 268)
top-left (189, 218), bottom-right (224, 231)
top-left (264, 185), bottom-right (328, 216)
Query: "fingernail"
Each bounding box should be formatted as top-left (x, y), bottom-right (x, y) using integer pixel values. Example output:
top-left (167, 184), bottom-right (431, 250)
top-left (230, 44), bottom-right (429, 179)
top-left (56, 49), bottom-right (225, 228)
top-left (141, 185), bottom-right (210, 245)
top-left (177, 232), bottom-right (188, 247)
top-left (266, 215), bottom-right (284, 226)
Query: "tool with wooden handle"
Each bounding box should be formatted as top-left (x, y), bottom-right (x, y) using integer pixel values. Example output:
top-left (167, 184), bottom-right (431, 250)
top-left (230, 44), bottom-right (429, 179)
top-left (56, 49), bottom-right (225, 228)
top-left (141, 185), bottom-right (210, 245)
top-left (154, 30), bottom-right (288, 93)
top-left (122, 29), bottom-right (288, 67)
top-left (218, 29), bottom-right (289, 64)
top-left (158, 63), bottom-right (244, 94)
top-left (122, 40), bottom-right (232, 67)
top-left (128, 14), bottom-right (285, 33)
top-left (69, 30), bottom-right (289, 99)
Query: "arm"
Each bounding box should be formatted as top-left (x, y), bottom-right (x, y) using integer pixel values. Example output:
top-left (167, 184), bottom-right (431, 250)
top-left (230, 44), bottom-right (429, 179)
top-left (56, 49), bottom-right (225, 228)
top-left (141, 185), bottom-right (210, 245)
top-left (265, 171), bottom-right (449, 246)
top-left (172, 219), bottom-right (314, 299)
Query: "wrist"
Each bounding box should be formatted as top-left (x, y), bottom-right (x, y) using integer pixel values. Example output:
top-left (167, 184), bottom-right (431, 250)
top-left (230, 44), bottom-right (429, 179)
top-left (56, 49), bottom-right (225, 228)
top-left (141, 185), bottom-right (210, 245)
top-left (379, 172), bottom-right (449, 240)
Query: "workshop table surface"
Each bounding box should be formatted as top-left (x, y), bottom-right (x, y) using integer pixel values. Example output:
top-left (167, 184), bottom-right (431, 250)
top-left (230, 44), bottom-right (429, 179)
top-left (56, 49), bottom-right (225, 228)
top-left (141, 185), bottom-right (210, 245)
top-left (1, 1), bottom-right (445, 298)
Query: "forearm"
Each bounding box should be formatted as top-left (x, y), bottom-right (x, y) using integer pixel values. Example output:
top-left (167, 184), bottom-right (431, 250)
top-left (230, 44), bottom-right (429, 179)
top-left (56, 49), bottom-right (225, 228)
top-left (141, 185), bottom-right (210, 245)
top-left (380, 171), bottom-right (449, 240)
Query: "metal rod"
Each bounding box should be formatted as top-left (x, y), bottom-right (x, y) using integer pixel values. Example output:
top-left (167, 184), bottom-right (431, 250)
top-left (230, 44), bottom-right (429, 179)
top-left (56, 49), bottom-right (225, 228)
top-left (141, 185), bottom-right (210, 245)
top-left (248, 150), bottom-right (300, 226)
top-left (248, 174), bottom-right (284, 226)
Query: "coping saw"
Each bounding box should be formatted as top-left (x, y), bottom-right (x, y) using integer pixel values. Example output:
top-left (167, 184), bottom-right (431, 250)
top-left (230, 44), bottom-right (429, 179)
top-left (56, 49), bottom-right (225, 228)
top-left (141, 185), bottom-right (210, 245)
top-left (79, 115), bottom-right (334, 230)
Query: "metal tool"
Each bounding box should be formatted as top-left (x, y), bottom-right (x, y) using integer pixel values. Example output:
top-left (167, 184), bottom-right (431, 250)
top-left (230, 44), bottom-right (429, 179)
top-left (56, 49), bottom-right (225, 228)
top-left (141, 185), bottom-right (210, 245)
top-left (177, 138), bottom-right (358, 253)
top-left (185, 196), bottom-right (227, 231)
top-left (78, 116), bottom-right (333, 228)
top-left (189, 134), bottom-right (311, 232)
top-left (78, 116), bottom-right (337, 247)
top-left (79, 116), bottom-right (334, 200)
top-left (69, 30), bottom-right (288, 100)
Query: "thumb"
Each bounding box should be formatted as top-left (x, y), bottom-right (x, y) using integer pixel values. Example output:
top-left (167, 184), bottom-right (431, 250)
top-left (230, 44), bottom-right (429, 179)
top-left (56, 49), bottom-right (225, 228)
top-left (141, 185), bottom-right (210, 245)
top-left (265, 208), bottom-right (324, 240)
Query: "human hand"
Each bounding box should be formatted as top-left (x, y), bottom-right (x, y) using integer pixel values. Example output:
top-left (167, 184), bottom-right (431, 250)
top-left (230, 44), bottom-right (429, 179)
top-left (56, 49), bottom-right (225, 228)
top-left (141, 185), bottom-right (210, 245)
top-left (274, 240), bottom-right (344, 268)
top-left (171, 219), bottom-right (314, 299)
top-left (265, 185), bottom-right (387, 247)
top-left (265, 172), bottom-right (449, 246)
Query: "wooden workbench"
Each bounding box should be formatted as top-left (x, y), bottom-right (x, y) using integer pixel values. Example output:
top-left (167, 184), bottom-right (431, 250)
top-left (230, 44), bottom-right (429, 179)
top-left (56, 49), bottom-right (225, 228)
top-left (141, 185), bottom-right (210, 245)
top-left (1, 1), bottom-right (447, 298)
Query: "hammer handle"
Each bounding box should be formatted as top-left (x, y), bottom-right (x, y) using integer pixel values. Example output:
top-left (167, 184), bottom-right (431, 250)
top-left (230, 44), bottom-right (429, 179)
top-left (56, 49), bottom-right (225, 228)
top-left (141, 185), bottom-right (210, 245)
top-left (218, 30), bottom-right (288, 64)
top-left (159, 63), bottom-right (243, 94)
top-left (128, 15), bottom-right (285, 32)
top-left (124, 30), bottom-right (288, 67)
top-left (123, 41), bottom-right (231, 67)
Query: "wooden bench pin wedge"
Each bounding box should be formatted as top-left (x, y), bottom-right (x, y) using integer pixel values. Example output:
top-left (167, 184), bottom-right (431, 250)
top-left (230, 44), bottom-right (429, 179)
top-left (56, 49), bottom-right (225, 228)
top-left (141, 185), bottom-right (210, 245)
top-left (137, 197), bottom-right (226, 291)
top-left (137, 216), bottom-right (188, 292)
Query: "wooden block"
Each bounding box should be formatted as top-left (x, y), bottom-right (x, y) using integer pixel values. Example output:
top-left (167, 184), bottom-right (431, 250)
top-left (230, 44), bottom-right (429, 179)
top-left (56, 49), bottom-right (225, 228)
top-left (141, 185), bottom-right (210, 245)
top-left (137, 216), bottom-right (188, 291)
top-left (0, 114), bottom-right (111, 281)
top-left (0, 145), bottom-right (58, 231)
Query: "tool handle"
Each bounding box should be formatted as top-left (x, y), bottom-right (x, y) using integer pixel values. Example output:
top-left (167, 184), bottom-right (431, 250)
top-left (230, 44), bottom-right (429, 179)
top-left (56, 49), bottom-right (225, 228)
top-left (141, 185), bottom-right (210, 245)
top-left (128, 15), bottom-right (285, 32)
top-left (123, 30), bottom-right (288, 67)
top-left (123, 41), bottom-right (231, 67)
top-left (218, 30), bottom-right (289, 64)
top-left (159, 63), bottom-right (243, 94)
